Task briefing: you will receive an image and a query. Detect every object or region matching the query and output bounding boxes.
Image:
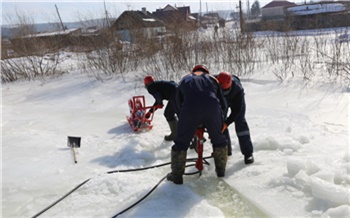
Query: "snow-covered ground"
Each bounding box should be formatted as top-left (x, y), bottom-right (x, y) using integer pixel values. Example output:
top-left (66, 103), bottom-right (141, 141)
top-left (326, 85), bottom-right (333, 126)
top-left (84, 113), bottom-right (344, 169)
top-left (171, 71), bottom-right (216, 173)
top-left (2, 31), bottom-right (350, 217)
top-left (287, 3), bottom-right (346, 16)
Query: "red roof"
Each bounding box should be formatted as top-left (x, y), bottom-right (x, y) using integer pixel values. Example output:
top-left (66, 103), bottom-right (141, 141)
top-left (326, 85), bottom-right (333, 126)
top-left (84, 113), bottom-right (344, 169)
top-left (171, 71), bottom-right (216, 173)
top-left (262, 0), bottom-right (297, 9)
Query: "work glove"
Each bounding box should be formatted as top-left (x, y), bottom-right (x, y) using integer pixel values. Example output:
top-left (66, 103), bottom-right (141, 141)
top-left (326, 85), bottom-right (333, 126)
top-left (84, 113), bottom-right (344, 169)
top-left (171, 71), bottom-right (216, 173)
top-left (221, 122), bottom-right (228, 133)
top-left (145, 111), bottom-right (152, 119)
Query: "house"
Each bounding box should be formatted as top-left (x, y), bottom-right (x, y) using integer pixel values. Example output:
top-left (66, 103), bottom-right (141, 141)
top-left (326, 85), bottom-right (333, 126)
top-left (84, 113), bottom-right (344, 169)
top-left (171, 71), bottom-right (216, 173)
top-left (245, 0), bottom-right (350, 31)
top-left (110, 8), bottom-right (166, 42)
top-left (286, 1), bottom-right (348, 16)
top-left (202, 12), bottom-right (221, 26)
top-left (10, 28), bottom-right (82, 56)
top-left (285, 1), bottom-right (350, 30)
top-left (261, 0), bottom-right (297, 20)
top-left (152, 4), bottom-right (196, 30)
top-left (1, 38), bottom-right (14, 59)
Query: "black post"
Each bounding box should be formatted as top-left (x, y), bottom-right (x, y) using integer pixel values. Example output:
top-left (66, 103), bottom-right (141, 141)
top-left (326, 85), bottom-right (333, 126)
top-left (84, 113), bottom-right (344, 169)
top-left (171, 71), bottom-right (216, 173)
top-left (55, 4), bottom-right (65, 31)
top-left (239, 0), bottom-right (244, 32)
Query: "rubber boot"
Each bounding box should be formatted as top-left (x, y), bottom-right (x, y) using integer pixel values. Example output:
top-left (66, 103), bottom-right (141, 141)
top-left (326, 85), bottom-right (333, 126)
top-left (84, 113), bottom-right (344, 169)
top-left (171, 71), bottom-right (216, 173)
top-left (164, 120), bottom-right (177, 141)
top-left (244, 154), bottom-right (254, 164)
top-left (224, 129), bottom-right (232, 156)
top-left (167, 149), bottom-right (187, 184)
top-left (213, 146), bottom-right (228, 177)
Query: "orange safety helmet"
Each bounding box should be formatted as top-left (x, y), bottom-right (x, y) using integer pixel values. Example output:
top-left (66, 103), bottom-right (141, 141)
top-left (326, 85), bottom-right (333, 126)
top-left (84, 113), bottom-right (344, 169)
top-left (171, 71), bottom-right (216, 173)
top-left (144, 75), bottom-right (155, 86)
top-left (192, 64), bottom-right (209, 74)
top-left (217, 71), bottom-right (232, 90)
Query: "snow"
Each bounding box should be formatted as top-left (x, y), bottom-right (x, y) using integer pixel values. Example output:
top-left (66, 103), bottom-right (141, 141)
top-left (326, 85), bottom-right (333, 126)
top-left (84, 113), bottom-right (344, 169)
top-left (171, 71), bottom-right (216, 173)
top-left (142, 18), bottom-right (156, 22)
top-left (2, 30), bottom-right (350, 217)
top-left (287, 3), bottom-right (346, 16)
top-left (25, 28), bottom-right (81, 38)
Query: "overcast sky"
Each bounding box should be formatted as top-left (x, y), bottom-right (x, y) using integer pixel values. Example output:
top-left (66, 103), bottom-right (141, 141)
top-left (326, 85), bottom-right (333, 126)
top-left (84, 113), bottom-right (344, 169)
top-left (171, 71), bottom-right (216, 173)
top-left (2, 0), bottom-right (304, 25)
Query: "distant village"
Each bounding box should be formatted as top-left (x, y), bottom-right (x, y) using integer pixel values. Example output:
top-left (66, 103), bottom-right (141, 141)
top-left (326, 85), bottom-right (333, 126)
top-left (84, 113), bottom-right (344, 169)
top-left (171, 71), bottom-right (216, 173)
top-left (247, 0), bottom-right (350, 31)
top-left (2, 1), bottom-right (350, 59)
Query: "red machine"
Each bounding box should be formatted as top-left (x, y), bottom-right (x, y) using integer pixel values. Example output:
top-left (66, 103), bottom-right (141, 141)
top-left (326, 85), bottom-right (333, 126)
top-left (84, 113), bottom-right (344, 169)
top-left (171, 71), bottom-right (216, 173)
top-left (194, 128), bottom-right (206, 174)
top-left (126, 95), bottom-right (156, 132)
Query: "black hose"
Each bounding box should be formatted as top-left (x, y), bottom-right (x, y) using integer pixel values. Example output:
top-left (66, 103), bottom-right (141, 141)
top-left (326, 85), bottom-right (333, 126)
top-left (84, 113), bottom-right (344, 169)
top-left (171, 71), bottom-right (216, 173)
top-left (106, 155), bottom-right (212, 174)
top-left (31, 156), bottom-right (213, 217)
top-left (111, 175), bottom-right (167, 217)
top-left (186, 155), bottom-right (212, 162)
top-left (106, 162), bottom-right (170, 174)
top-left (111, 163), bottom-right (206, 217)
top-left (31, 178), bottom-right (91, 218)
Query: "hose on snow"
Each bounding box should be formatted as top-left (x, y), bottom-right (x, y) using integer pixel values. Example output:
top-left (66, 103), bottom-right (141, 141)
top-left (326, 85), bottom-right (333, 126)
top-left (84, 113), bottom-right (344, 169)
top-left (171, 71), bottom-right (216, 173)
top-left (110, 162), bottom-right (207, 217)
top-left (31, 178), bottom-right (91, 218)
top-left (31, 156), bottom-right (213, 217)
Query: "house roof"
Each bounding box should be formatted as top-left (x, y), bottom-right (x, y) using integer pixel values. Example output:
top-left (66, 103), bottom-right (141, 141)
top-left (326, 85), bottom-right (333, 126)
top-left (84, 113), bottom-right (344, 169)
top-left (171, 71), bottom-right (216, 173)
top-left (152, 5), bottom-right (192, 23)
top-left (286, 2), bottom-right (347, 16)
top-left (163, 4), bottom-right (178, 11)
top-left (24, 28), bottom-right (81, 38)
top-left (262, 0), bottom-right (297, 9)
top-left (111, 10), bottom-right (164, 30)
top-left (204, 12), bottom-right (220, 18)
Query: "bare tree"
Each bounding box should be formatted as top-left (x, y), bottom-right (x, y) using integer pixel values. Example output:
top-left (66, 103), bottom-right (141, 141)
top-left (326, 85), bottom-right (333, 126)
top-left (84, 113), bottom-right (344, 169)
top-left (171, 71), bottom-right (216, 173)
top-left (1, 10), bottom-right (62, 83)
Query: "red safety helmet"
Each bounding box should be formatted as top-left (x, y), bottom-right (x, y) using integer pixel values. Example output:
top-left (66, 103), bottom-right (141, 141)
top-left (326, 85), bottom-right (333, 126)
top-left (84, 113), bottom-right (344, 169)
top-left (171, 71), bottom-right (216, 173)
top-left (144, 75), bottom-right (155, 86)
top-left (192, 64), bottom-right (209, 74)
top-left (217, 71), bottom-right (232, 90)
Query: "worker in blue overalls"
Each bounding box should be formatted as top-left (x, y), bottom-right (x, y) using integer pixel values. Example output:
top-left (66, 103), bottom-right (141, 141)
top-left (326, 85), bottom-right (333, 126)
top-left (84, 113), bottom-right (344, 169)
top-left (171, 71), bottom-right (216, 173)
top-left (144, 75), bottom-right (179, 141)
top-left (216, 71), bottom-right (254, 164)
top-left (167, 65), bottom-right (228, 184)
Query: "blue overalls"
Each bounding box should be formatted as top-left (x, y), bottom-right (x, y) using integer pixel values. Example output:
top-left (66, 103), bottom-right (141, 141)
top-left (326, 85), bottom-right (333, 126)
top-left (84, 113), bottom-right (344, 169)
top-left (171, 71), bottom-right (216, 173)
top-left (223, 75), bottom-right (253, 156)
top-left (172, 72), bottom-right (227, 151)
top-left (146, 81), bottom-right (178, 122)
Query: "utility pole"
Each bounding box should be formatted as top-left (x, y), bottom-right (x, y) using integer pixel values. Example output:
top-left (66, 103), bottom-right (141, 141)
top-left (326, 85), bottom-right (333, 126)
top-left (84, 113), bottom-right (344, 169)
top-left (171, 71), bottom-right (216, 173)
top-left (239, 0), bottom-right (244, 32)
top-left (104, 0), bottom-right (110, 28)
top-left (199, 0), bottom-right (202, 27)
top-left (247, 0), bottom-right (250, 20)
top-left (196, 0), bottom-right (202, 65)
top-left (55, 4), bottom-right (65, 31)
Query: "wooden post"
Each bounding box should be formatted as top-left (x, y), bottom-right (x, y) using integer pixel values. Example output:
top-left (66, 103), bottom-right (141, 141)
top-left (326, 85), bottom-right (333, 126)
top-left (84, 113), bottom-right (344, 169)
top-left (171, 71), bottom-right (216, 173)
top-left (67, 136), bottom-right (81, 164)
top-left (72, 145), bottom-right (78, 164)
top-left (55, 4), bottom-right (65, 31)
top-left (239, 0), bottom-right (244, 33)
